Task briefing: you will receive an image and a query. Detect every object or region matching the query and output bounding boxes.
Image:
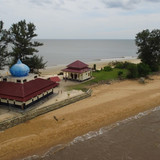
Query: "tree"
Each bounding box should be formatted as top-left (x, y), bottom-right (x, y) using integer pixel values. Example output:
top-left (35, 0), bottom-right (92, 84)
top-left (0, 21), bottom-right (9, 70)
top-left (135, 29), bottom-right (160, 71)
top-left (24, 55), bottom-right (46, 73)
top-left (9, 20), bottom-right (46, 72)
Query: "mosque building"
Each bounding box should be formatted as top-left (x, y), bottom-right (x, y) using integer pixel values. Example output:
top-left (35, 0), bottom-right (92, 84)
top-left (0, 59), bottom-right (58, 109)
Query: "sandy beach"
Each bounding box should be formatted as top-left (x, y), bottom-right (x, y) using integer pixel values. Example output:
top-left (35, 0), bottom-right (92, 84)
top-left (2, 58), bottom-right (160, 160)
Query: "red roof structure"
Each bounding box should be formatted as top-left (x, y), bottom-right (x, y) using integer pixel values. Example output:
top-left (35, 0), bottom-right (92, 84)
top-left (0, 78), bottom-right (58, 102)
top-left (49, 76), bottom-right (61, 83)
top-left (62, 60), bottom-right (90, 73)
top-left (67, 60), bottom-right (88, 69)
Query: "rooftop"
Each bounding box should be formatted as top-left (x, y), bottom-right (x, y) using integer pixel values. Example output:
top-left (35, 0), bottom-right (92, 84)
top-left (0, 78), bottom-right (58, 102)
top-left (67, 60), bottom-right (88, 69)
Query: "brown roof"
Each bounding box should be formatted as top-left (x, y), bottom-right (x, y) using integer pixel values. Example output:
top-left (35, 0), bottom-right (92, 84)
top-left (0, 78), bottom-right (58, 102)
top-left (67, 60), bottom-right (88, 69)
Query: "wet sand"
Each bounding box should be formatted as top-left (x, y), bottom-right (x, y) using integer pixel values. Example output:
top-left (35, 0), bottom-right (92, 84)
top-left (1, 72), bottom-right (160, 159)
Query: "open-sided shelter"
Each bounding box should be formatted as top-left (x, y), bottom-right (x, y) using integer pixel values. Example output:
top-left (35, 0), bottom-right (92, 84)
top-left (62, 60), bottom-right (92, 81)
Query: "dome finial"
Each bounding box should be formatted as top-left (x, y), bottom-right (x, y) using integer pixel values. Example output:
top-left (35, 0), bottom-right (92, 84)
top-left (17, 59), bottom-right (22, 64)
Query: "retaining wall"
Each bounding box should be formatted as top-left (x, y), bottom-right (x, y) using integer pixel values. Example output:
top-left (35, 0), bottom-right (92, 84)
top-left (0, 89), bottom-right (92, 131)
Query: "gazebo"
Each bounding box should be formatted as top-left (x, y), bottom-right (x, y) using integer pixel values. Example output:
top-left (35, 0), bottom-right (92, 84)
top-left (62, 60), bottom-right (92, 81)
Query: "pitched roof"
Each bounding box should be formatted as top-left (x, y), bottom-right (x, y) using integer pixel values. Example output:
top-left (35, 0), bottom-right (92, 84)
top-left (67, 60), bottom-right (88, 69)
top-left (49, 76), bottom-right (61, 82)
top-left (62, 68), bottom-right (90, 73)
top-left (0, 78), bottom-right (58, 102)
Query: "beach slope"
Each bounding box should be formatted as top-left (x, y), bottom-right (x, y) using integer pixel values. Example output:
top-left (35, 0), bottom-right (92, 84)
top-left (1, 75), bottom-right (160, 160)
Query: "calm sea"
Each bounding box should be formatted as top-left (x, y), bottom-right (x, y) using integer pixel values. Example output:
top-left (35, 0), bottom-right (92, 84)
top-left (37, 39), bottom-right (137, 67)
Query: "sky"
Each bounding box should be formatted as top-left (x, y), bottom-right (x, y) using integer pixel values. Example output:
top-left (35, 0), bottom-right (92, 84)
top-left (0, 0), bottom-right (160, 39)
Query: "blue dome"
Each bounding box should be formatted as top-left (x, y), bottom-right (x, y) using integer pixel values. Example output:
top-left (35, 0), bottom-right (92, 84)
top-left (10, 59), bottom-right (30, 77)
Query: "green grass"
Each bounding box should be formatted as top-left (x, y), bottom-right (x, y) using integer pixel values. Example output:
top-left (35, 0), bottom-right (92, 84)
top-left (67, 68), bottom-right (128, 91)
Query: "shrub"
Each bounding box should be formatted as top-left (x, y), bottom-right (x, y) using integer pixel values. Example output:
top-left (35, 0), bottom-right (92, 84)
top-left (93, 64), bottom-right (97, 70)
top-left (114, 61), bottom-right (133, 69)
top-left (118, 71), bottom-right (123, 79)
top-left (137, 63), bottom-right (151, 77)
top-left (114, 62), bottom-right (125, 69)
top-left (126, 63), bottom-right (139, 79)
top-left (104, 66), bottom-right (113, 71)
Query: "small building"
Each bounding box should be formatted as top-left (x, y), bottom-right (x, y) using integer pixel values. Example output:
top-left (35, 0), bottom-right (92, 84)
top-left (62, 60), bottom-right (92, 81)
top-left (49, 76), bottom-right (61, 84)
top-left (0, 59), bottom-right (58, 109)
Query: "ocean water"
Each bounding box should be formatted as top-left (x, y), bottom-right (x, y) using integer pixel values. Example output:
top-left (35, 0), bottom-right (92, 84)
top-left (23, 106), bottom-right (160, 160)
top-left (37, 39), bottom-right (137, 67)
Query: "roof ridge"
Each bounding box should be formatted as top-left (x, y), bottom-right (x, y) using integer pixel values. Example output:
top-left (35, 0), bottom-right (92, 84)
top-left (67, 60), bottom-right (88, 69)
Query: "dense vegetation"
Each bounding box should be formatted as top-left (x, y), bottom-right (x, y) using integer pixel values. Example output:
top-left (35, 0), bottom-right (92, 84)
top-left (114, 61), bottom-right (151, 78)
top-left (0, 20), bottom-right (46, 73)
top-left (135, 29), bottom-right (160, 71)
top-left (0, 21), bottom-right (10, 70)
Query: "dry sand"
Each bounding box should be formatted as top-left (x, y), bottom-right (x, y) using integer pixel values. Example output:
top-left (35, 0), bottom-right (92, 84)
top-left (1, 73), bottom-right (160, 160)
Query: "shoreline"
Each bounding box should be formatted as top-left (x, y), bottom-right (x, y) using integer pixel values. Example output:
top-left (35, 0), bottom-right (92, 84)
top-left (1, 73), bottom-right (160, 159)
top-left (40, 57), bottom-right (140, 75)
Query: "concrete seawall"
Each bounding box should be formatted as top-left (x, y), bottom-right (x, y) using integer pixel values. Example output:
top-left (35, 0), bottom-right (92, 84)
top-left (0, 89), bottom-right (92, 131)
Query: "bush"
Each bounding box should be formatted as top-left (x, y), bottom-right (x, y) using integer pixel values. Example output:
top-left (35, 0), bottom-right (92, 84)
top-left (104, 66), bottom-right (113, 71)
top-left (114, 62), bottom-right (125, 69)
top-left (137, 63), bottom-right (151, 77)
top-left (118, 71), bottom-right (123, 79)
top-left (93, 64), bottom-right (96, 70)
top-left (126, 63), bottom-right (139, 79)
top-left (114, 61), bottom-right (133, 69)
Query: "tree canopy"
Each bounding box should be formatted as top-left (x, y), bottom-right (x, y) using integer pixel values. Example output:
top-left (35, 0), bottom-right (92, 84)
top-left (0, 20), bottom-right (46, 72)
top-left (0, 21), bottom-right (9, 70)
top-left (9, 20), bottom-right (46, 72)
top-left (135, 29), bottom-right (160, 71)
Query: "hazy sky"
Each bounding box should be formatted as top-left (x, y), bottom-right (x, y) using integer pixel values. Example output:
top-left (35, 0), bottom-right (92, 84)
top-left (1, 0), bottom-right (160, 39)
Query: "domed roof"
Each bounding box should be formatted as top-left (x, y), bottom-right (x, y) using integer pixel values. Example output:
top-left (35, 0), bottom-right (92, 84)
top-left (10, 59), bottom-right (30, 77)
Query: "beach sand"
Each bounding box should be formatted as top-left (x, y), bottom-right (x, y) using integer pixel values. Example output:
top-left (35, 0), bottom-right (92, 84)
top-left (2, 58), bottom-right (160, 160)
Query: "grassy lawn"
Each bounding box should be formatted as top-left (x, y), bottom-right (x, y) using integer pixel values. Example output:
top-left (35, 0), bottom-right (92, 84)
top-left (68, 68), bottom-right (128, 91)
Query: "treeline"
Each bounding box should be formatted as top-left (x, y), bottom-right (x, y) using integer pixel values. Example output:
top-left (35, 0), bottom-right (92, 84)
top-left (0, 20), bottom-right (46, 73)
top-left (113, 61), bottom-right (151, 79)
top-left (114, 29), bottom-right (160, 79)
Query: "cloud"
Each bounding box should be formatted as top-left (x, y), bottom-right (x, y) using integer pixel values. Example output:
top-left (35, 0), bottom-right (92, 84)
top-left (102, 0), bottom-right (139, 9)
top-left (101, 0), bottom-right (160, 10)
top-left (29, 0), bottom-right (52, 6)
top-left (146, 0), bottom-right (160, 2)
top-left (0, 0), bottom-right (160, 39)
